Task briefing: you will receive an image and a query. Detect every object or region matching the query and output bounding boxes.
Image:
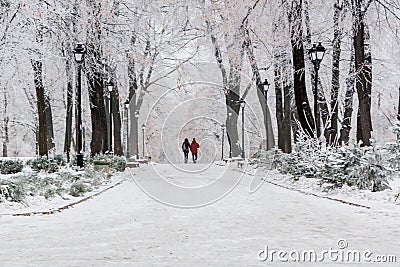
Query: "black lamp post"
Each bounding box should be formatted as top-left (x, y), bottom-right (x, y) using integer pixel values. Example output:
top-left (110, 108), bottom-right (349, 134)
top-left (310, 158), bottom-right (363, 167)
top-left (73, 43), bottom-right (86, 168)
top-left (134, 110), bottom-right (139, 159)
top-left (238, 99), bottom-right (246, 159)
top-left (308, 42), bottom-right (326, 138)
top-left (124, 99), bottom-right (130, 158)
top-left (228, 112), bottom-right (232, 158)
top-left (107, 80), bottom-right (114, 154)
top-left (262, 78), bottom-right (270, 150)
top-left (142, 124), bottom-right (146, 158)
top-left (221, 124), bottom-right (225, 160)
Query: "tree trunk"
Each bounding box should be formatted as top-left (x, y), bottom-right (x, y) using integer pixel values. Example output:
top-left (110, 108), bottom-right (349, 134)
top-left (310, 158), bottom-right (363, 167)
top-left (289, 0), bottom-right (315, 137)
top-left (338, 47), bottom-right (355, 145)
top-left (86, 0), bottom-right (108, 156)
top-left (273, 12), bottom-right (291, 152)
top-left (242, 24), bottom-right (275, 150)
top-left (127, 35), bottom-right (139, 158)
top-left (329, 1), bottom-right (343, 145)
top-left (353, 0), bottom-right (372, 146)
top-left (398, 86), bottom-right (400, 121)
top-left (282, 55), bottom-right (293, 153)
top-left (63, 46), bottom-right (73, 161)
top-left (45, 93), bottom-right (55, 151)
top-left (2, 88), bottom-right (8, 157)
top-left (274, 60), bottom-right (284, 151)
top-left (112, 82), bottom-right (123, 156)
top-left (209, 30), bottom-right (242, 157)
top-left (31, 59), bottom-right (48, 157)
top-left (226, 76), bottom-right (242, 158)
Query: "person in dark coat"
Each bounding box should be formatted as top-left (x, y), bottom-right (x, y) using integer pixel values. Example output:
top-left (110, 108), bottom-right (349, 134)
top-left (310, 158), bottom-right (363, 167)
top-left (182, 138), bottom-right (190, 163)
top-left (190, 138), bottom-right (200, 163)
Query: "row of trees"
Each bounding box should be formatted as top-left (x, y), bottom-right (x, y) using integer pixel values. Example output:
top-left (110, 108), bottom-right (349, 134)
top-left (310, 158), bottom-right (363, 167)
top-left (0, 0), bottom-right (399, 158)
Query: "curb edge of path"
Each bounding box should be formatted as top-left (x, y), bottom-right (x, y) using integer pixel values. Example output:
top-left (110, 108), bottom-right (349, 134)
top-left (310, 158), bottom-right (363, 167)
top-left (236, 167), bottom-right (371, 209)
top-left (4, 179), bottom-right (126, 217)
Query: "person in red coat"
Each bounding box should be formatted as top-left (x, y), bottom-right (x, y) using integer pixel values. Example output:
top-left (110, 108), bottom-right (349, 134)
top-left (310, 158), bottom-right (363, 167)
top-left (190, 138), bottom-right (200, 163)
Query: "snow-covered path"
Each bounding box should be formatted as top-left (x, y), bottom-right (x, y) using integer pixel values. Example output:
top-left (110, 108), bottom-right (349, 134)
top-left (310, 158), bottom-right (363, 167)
top-left (0, 164), bottom-right (399, 266)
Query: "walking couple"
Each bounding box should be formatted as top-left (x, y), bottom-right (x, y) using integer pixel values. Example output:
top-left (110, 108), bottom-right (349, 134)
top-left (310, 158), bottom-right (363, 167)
top-left (182, 138), bottom-right (200, 164)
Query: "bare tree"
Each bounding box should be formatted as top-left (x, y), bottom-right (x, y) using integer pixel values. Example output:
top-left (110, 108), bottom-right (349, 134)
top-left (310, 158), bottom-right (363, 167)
top-left (352, 0), bottom-right (373, 146)
top-left (85, 0), bottom-right (108, 156)
top-left (287, 0), bottom-right (315, 137)
top-left (241, 3), bottom-right (275, 150)
top-left (338, 47), bottom-right (355, 145)
top-left (329, 0), bottom-right (346, 145)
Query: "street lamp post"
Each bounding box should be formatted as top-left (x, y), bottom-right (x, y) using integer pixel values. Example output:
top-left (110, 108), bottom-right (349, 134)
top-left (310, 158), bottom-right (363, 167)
top-left (106, 81), bottom-right (114, 154)
top-left (134, 110), bottom-right (139, 159)
top-left (262, 78), bottom-right (270, 150)
top-left (308, 42), bottom-right (326, 138)
top-left (238, 99), bottom-right (246, 159)
top-left (142, 124), bottom-right (146, 158)
top-left (221, 124), bottom-right (225, 160)
top-left (73, 43), bottom-right (86, 168)
top-left (228, 112), bottom-right (232, 158)
top-left (124, 99), bottom-right (130, 158)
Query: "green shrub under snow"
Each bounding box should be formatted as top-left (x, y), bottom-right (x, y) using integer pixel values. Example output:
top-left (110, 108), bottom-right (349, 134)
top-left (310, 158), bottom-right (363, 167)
top-left (0, 168), bottom-right (110, 203)
top-left (270, 135), bottom-right (393, 192)
top-left (29, 157), bottom-right (59, 173)
top-left (0, 160), bottom-right (24, 174)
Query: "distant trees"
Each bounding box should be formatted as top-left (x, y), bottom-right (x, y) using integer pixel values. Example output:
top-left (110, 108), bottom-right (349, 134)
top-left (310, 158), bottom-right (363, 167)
top-left (1, 0), bottom-right (400, 158)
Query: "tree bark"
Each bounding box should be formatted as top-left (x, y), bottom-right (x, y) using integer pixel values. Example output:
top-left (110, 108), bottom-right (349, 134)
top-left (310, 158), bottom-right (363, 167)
top-left (329, 1), bottom-right (344, 145)
top-left (242, 24), bottom-right (275, 150)
top-left (338, 47), bottom-right (355, 145)
top-left (274, 60), bottom-right (284, 150)
top-left (353, 0), bottom-right (372, 146)
top-left (112, 81), bottom-right (123, 156)
top-left (2, 87), bottom-right (8, 157)
top-left (282, 54), bottom-right (293, 153)
top-left (31, 59), bottom-right (48, 157)
top-left (45, 92), bottom-right (55, 151)
top-left (289, 0), bottom-right (315, 137)
top-left (63, 45), bottom-right (73, 160)
top-left (209, 30), bottom-right (242, 157)
top-left (127, 35), bottom-right (139, 158)
top-left (86, 0), bottom-right (108, 156)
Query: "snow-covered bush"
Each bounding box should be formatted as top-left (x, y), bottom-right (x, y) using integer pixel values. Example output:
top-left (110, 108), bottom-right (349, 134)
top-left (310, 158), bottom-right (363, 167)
top-left (53, 154), bottom-right (66, 167)
top-left (29, 157), bottom-right (59, 173)
top-left (348, 146), bottom-right (392, 192)
top-left (385, 123), bottom-right (400, 171)
top-left (0, 181), bottom-right (25, 202)
top-left (268, 136), bottom-right (392, 192)
top-left (70, 182), bottom-right (90, 197)
top-left (0, 168), bottom-right (111, 203)
top-left (0, 160), bottom-right (24, 174)
top-left (110, 156), bottom-right (126, 172)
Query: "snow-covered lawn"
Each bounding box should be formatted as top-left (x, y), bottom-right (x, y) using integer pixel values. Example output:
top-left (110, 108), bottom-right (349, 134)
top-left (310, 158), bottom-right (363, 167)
top-left (0, 163), bottom-right (399, 266)
top-left (0, 168), bottom-right (123, 216)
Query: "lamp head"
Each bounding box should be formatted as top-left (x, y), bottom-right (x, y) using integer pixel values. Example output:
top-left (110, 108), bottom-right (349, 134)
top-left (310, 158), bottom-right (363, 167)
top-left (106, 81), bottom-right (114, 92)
top-left (124, 99), bottom-right (130, 109)
top-left (73, 43), bottom-right (86, 63)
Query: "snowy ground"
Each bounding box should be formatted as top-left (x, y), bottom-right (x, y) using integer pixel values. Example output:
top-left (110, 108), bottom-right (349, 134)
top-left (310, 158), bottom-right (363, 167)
top-left (0, 163), bottom-right (399, 266)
